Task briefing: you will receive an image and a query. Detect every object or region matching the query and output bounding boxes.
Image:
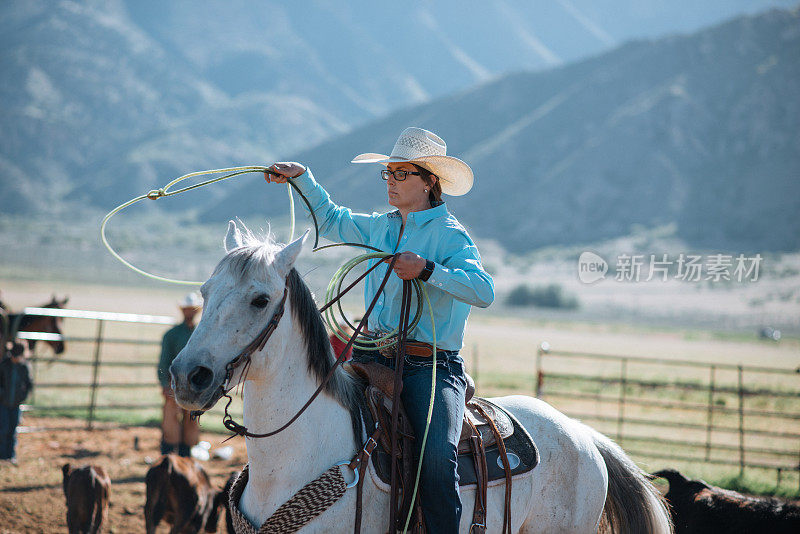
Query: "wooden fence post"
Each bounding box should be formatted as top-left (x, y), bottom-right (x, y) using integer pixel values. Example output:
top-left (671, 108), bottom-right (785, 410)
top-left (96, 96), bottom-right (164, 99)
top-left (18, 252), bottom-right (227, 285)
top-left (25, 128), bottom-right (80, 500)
top-left (535, 342), bottom-right (548, 398)
top-left (30, 344), bottom-right (38, 405)
top-left (737, 365), bottom-right (745, 477)
top-left (617, 358), bottom-right (628, 442)
top-left (87, 320), bottom-right (105, 430)
top-left (705, 365), bottom-right (716, 461)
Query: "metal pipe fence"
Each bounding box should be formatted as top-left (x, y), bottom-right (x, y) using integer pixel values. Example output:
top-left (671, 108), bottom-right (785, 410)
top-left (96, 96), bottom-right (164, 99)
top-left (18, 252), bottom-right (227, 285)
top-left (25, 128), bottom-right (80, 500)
top-left (534, 343), bottom-right (800, 489)
top-left (14, 308), bottom-right (800, 490)
top-left (15, 307), bottom-right (244, 430)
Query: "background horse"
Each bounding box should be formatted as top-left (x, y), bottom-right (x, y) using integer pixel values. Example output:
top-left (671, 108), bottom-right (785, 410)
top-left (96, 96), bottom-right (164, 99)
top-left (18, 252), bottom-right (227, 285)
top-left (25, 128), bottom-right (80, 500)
top-left (170, 222), bottom-right (672, 533)
top-left (2, 296), bottom-right (68, 355)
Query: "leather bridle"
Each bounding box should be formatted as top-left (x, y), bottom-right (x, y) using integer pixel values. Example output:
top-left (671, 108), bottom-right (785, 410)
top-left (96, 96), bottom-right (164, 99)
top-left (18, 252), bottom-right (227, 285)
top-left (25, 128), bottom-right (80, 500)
top-left (188, 287), bottom-right (288, 421)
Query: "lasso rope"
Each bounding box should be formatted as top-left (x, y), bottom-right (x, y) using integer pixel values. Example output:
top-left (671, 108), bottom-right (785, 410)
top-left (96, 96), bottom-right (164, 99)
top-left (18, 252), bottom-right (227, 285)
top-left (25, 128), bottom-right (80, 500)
top-left (100, 165), bottom-right (418, 354)
top-left (100, 166), bottom-right (316, 285)
top-left (402, 285), bottom-right (436, 534)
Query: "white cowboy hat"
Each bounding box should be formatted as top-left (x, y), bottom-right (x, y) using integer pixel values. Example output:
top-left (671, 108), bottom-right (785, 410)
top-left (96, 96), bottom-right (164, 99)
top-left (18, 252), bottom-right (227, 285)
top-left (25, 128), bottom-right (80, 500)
top-left (351, 127), bottom-right (474, 196)
top-left (179, 292), bottom-right (203, 309)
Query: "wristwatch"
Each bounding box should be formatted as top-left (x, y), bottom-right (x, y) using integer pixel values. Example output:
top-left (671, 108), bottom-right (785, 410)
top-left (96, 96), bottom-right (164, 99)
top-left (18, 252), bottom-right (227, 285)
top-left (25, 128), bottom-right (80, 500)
top-left (418, 259), bottom-right (435, 282)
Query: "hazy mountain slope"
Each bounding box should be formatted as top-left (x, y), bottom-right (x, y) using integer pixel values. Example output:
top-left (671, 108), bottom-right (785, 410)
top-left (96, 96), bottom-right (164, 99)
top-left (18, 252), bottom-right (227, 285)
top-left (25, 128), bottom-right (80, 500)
top-left (126, 0), bottom-right (797, 112)
top-left (207, 8), bottom-right (800, 252)
top-left (0, 0), bottom-right (794, 222)
top-left (0, 0), bottom-right (346, 213)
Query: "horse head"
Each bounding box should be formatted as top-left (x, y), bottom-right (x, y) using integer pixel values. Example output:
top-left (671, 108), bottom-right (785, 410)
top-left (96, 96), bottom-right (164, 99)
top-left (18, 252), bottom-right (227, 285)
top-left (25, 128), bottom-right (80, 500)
top-left (22, 295), bottom-right (68, 355)
top-left (170, 221), bottom-right (308, 412)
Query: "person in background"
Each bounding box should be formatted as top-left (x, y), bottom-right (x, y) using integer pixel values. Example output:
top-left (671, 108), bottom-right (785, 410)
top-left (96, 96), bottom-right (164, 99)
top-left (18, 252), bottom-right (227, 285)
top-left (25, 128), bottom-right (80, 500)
top-left (0, 340), bottom-right (33, 464)
top-left (158, 292), bottom-right (202, 457)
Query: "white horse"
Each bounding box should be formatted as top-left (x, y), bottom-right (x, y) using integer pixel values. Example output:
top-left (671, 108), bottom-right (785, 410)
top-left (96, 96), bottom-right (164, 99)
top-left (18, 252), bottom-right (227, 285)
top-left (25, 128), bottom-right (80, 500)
top-left (170, 222), bottom-right (672, 533)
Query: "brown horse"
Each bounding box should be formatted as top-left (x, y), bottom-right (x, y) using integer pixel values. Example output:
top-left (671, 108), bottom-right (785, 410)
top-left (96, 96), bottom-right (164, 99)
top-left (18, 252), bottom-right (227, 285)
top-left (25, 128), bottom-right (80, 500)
top-left (2, 295), bottom-right (68, 355)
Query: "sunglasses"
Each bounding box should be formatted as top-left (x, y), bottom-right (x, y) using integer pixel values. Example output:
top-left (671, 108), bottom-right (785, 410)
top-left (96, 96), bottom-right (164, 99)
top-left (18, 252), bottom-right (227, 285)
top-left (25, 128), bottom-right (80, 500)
top-left (380, 169), bottom-right (420, 182)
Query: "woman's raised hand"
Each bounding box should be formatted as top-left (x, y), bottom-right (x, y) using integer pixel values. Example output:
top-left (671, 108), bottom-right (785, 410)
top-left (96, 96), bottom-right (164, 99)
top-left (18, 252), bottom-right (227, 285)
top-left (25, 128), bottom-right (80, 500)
top-left (264, 162), bottom-right (306, 183)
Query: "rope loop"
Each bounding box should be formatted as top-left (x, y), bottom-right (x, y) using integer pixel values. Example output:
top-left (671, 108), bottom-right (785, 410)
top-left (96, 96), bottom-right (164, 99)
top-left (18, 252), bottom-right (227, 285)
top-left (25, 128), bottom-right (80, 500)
top-left (101, 165), bottom-right (319, 285)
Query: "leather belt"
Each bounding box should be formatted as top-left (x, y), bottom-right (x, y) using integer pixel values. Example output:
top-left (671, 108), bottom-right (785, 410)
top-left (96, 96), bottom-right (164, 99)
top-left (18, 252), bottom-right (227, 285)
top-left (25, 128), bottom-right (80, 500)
top-left (378, 339), bottom-right (434, 359)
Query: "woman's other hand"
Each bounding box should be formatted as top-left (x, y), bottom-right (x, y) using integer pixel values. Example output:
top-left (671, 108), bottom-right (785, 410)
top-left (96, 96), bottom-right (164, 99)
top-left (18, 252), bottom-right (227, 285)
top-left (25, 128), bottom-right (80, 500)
top-left (264, 162), bottom-right (306, 183)
top-left (388, 251), bottom-right (427, 280)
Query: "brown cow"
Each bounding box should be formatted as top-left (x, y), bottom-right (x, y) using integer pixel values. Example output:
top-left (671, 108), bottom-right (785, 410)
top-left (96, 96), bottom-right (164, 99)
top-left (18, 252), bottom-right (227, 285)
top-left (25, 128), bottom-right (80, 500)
top-left (654, 468), bottom-right (800, 533)
top-left (62, 463), bottom-right (111, 534)
top-left (144, 454), bottom-right (224, 533)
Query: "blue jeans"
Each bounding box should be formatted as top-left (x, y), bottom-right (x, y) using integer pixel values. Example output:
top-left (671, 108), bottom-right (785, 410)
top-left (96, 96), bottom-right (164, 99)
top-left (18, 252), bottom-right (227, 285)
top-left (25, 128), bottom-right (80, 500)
top-left (0, 405), bottom-right (21, 460)
top-left (354, 348), bottom-right (467, 534)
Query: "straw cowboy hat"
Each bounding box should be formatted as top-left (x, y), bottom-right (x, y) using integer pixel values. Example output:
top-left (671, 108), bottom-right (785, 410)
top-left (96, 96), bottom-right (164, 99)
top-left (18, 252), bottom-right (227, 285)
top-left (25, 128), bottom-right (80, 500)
top-left (178, 292), bottom-right (203, 309)
top-left (351, 127), bottom-right (474, 196)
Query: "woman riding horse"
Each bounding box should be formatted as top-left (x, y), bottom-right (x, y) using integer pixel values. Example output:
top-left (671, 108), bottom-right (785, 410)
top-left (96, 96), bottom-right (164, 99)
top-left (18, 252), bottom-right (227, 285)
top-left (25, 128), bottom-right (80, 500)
top-left (265, 127), bottom-right (494, 533)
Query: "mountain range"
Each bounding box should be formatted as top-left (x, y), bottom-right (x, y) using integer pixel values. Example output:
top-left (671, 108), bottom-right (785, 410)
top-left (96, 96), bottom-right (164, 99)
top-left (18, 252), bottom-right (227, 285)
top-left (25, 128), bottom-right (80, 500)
top-left (1, 2), bottom-right (798, 253)
top-left (207, 8), bottom-right (800, 253)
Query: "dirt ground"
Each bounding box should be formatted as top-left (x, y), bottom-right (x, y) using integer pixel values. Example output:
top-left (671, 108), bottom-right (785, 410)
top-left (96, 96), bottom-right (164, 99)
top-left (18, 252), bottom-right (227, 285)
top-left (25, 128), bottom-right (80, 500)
top-left (0, 416), bottom-right (249, 533)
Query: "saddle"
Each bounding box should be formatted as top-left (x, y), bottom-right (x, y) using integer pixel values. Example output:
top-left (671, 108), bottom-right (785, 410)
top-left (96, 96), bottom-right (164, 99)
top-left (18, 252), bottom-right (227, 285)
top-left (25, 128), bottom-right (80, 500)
top-left (349, 361), bottom-right (538, 533)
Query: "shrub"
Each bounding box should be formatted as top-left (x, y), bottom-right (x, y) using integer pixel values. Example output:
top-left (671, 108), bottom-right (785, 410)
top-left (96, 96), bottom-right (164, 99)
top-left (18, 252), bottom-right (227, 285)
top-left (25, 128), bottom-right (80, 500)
top-left (506, 283), bottom-right (579, 309)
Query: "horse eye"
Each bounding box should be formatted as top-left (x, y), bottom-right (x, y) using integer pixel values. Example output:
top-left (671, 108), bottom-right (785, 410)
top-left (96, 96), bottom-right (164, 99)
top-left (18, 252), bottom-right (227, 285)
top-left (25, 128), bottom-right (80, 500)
top-left (250, 294), bottom-right (270, 309)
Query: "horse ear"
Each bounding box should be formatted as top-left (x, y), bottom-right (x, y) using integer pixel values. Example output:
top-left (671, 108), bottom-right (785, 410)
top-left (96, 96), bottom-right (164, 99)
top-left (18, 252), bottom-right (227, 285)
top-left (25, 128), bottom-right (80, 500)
top-left (60, 296), bottom-right (69, 307)
top-left (224, 221), bottom-right (243, 252)
top-left (274, 230), bottom-right (309, 278)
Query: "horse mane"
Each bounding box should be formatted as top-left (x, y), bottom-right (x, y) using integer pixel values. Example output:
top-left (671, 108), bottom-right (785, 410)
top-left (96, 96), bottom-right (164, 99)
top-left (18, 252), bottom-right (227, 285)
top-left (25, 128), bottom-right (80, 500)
top-left (286, 268), bottom-right (363, 443)
top-left (217, 228), bottom-right (363, 444)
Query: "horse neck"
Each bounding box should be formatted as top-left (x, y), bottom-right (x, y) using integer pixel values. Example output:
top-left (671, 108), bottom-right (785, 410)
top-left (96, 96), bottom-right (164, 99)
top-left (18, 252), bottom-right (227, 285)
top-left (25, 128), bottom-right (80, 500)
top-left (241, 317), bottom-right (356, 509)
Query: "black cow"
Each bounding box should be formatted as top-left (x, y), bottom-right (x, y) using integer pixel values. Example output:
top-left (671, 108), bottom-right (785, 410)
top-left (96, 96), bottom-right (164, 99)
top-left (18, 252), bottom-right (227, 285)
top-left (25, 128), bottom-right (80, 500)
top-left (654, 468), bottom-right (800, 533)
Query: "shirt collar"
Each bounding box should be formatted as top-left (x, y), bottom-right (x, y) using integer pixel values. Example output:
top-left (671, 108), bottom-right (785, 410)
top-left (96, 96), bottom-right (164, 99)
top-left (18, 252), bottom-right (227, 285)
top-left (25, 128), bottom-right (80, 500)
top-left (410, 202), bottom-right (447, 225)
top-left (401, 202), bottom-right (448, 225)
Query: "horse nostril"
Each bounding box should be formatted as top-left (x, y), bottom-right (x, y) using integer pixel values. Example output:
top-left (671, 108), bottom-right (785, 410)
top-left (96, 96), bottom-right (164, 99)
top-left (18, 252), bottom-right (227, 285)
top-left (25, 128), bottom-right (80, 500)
top-left (188, 366), bottom-right (214, 391)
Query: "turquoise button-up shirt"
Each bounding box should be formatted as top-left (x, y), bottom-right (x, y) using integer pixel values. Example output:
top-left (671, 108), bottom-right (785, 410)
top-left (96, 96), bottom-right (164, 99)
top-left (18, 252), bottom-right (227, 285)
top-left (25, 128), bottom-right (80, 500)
top-left (293, 169), bottom-right (494, 351)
